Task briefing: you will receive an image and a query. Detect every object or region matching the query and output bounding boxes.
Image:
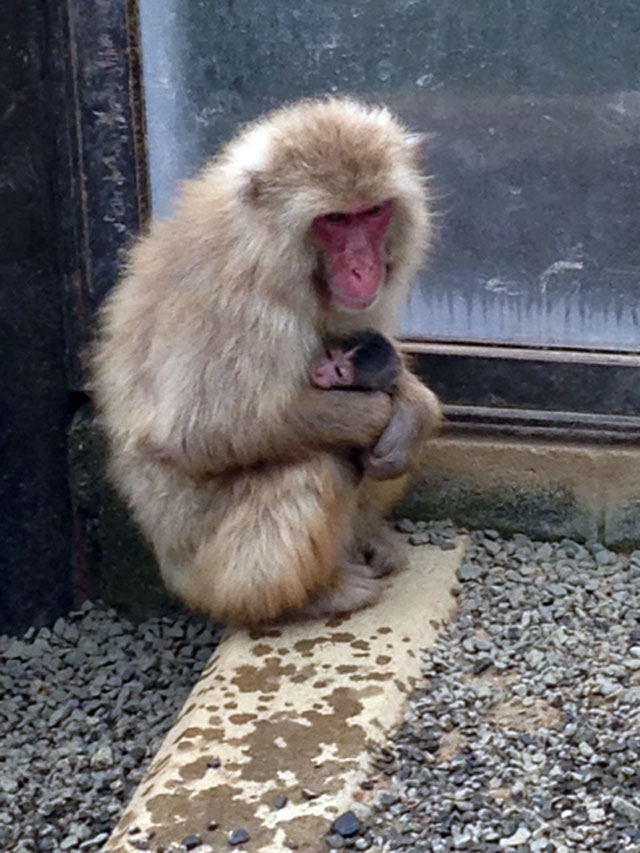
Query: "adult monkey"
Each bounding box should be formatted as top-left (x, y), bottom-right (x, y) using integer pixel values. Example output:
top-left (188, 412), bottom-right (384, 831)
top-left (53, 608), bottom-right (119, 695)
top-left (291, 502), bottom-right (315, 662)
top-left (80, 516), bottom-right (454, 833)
top-left (92, 97), bottom-right (441, 625)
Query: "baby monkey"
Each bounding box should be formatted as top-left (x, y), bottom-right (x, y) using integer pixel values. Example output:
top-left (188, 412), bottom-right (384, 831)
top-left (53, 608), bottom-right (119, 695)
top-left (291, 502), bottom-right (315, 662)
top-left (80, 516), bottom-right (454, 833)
top-left (311, 330), bottom-right (402, 394)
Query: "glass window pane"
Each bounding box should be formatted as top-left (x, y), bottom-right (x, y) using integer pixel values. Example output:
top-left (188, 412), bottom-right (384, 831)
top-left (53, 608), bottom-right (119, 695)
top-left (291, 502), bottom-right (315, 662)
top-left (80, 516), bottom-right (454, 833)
top-left (139, 0), bottom-right (640, 351)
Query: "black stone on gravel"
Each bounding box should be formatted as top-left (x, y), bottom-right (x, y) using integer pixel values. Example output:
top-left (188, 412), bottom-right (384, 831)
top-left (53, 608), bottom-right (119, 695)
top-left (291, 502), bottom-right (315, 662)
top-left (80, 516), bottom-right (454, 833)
top-left (331, 810), bottom-right (362, 837)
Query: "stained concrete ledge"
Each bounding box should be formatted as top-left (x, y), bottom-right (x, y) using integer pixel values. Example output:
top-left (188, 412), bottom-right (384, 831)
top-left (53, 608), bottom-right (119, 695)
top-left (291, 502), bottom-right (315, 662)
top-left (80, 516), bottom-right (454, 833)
top-left (105, 536), bottom-right (464, 853)
top-left (402, 435), bottom-right (640, 548)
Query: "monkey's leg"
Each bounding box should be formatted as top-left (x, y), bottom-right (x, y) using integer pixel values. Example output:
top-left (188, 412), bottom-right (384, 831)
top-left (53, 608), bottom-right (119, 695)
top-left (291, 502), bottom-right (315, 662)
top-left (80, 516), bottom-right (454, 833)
top-left (347, 472), bottom-right (413, 579)
top-left (172, 455), bottom-right (364, 626)
top-left (295, 473), bottom-right (403, 619)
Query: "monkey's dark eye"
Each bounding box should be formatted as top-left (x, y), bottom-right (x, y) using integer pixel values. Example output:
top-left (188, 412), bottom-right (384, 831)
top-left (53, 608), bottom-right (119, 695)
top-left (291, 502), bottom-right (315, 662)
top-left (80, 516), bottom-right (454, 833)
top-left (324, 213), bottom-right (348, 224)
top-left (335, 365), bottom-right (344, 378)
top-left (366, 204), bottom-right (383, 216)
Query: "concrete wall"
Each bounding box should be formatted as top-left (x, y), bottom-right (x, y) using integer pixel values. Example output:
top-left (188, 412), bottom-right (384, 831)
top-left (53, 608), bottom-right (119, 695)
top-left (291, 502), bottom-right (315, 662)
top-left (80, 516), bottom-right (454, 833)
top-left (402, 436), bottom-right (640, 550)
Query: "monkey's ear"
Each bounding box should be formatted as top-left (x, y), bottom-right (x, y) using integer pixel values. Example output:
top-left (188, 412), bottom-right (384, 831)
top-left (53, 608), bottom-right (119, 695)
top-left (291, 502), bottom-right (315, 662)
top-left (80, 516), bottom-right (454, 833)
top-left (241, 170), bottom-right (266, 204)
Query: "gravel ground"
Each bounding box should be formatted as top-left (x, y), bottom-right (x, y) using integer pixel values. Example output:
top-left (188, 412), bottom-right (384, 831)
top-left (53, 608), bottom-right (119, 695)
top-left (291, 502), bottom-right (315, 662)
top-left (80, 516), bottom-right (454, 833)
top-left (2, 525), bottom-right (639, 853)
top-left (336, 524), bottom-right (640, 852)
top-left (0, 606), bottom-right (221, 852)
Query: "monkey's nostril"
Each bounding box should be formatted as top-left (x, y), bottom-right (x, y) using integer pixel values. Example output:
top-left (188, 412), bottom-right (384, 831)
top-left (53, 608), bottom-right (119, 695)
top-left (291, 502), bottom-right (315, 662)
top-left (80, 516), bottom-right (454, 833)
top-left (351, 268), bottom-right (361, 280)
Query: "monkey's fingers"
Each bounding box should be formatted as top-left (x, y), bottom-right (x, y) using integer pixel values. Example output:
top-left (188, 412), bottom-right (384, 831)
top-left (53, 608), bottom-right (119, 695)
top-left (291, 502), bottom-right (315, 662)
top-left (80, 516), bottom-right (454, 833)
top-left (358, 524), bottom-right (408, 576)
top-left (298, 566), bottom-right (388, 618)
top-left (363, 446), bottom-right (411, 481)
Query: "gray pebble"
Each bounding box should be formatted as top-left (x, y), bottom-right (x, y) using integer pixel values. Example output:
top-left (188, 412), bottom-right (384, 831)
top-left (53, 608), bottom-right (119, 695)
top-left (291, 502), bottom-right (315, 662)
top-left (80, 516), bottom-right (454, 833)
top-left (228, 827), bottom-right (250, 845)
top-left (595, 549), bottom-right (615, 565)
top-left (458, 564), bottom-right (482, 582)
top-left (612, 795), bottom-right (640, 823)
top-left (596, 676), bottom-right (620, 697)
top-left (0, 775), bottom-right (18, 794)
top-left (408, 532), bottom-right (431, 546)
top-left (3, 640), bottom-right (31, 659)
top-left (331, 811), bottom-right (362, 838)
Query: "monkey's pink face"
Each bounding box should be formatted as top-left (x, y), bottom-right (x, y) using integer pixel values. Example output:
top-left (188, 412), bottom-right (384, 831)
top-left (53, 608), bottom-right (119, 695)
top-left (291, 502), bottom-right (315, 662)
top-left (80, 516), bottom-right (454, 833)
top-left (310, 346), bottom-right (356, 389)
top-left (312, 200), bottom-right (393, 312)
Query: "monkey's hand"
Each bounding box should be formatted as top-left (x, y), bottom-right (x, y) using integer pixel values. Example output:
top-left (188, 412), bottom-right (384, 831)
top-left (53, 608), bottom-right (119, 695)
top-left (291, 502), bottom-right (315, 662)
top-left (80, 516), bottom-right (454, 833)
top-left (364, 371), bottom-right (442, 481)
top-left (364, 402), bottom-right (415, 480)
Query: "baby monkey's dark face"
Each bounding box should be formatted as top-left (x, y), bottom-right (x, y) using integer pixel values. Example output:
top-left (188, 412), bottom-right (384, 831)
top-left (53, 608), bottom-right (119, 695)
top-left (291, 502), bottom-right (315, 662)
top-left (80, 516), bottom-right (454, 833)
top-left (310, 329), bottom-right (401, 393)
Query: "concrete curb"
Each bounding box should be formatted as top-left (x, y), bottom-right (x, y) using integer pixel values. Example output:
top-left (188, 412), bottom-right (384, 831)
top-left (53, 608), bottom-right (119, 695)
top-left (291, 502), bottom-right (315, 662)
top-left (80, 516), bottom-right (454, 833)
top-left (403, 436), bottom-right (640, 547)
top-left (106, 536), bottom-right (464, 852)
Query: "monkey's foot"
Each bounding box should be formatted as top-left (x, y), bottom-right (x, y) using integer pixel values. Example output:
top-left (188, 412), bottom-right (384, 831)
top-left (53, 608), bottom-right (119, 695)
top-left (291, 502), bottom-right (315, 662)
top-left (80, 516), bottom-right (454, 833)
top-left (299, 561), bottom-right (387, 619)
top-left (358, 524), bottom-right (408, 578)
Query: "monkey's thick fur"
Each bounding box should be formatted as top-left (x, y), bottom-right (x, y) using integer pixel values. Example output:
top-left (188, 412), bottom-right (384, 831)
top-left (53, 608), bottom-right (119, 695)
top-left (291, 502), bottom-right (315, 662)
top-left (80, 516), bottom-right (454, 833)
top-left (92, 98), bottom-right (441, 625)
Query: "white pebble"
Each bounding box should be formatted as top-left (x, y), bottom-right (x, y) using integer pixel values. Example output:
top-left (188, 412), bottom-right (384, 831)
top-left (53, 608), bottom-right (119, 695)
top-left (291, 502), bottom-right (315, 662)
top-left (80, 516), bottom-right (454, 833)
top-left (587, 807), bottom-right (605, 823)
top-left (500, 825), bottom-right (531, 847)
top-left (90, 745), bottom-right (114, 769)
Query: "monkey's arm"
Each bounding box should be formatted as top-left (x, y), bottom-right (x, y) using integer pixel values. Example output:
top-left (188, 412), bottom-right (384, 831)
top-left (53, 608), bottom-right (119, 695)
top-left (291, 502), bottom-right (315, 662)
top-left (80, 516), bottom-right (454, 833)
top-left (282, 388), bottom-right (393, 453)
top-left (149, 388), bottom-right (393, 479)
top-left (364, 367), bottom-right (442, 481)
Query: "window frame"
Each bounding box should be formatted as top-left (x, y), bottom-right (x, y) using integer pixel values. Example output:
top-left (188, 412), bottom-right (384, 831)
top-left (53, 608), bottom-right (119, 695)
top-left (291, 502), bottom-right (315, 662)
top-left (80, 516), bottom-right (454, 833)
top-left (55, 0), bottom-right (148, 389)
